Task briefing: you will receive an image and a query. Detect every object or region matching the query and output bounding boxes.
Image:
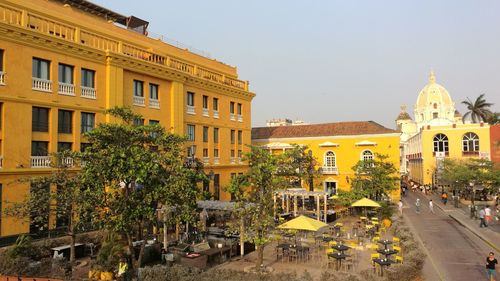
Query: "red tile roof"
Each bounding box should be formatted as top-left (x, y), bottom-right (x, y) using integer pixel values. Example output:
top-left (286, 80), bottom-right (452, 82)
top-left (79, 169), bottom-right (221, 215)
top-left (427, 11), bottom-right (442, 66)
top-left (252, 121), bottom-right (397, 139)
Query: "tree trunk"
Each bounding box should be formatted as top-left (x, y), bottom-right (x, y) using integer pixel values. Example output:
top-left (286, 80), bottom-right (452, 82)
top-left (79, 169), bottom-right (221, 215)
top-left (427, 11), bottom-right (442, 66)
top-left (69, 211), bottom-right (76, 263)
top-left (126, 233), bottom-right (136, 271)
top-left (256, 245), bottom-right (265, 269)
top-left (136, 220), bottom-right (146, 268)
top-left (175, 222), bottom-right (180, 241)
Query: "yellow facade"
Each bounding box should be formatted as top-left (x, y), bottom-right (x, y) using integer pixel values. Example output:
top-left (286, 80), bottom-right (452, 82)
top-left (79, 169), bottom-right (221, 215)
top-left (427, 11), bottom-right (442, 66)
top-left (252, 122), bottom-right (401, 201)
top-left (406, 123), bottom-right (491, 185)
top-left (0, 0), bottom-right (254, 238)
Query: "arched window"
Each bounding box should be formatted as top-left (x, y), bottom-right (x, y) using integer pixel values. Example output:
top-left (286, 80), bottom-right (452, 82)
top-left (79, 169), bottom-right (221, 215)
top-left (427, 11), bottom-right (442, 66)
top-left (361, 150), bottom-right (373, 161)
top-left (433, 133), bottom-right (449, 153)
top-left (462, 132), bottom-right (479, 152)
top-left (324, 151), bottom-right (336, 167)
top-left (433, 103), bottom-right (438, 109)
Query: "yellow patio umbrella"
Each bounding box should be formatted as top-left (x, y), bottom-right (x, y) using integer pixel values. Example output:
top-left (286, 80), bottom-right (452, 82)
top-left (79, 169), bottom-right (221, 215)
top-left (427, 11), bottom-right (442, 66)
top-left (329, 195), bottom-right (339, 199)
top-left (350, 198), bottom-right (381, 208)
top-left (277, 215), bottom-right (329, 232)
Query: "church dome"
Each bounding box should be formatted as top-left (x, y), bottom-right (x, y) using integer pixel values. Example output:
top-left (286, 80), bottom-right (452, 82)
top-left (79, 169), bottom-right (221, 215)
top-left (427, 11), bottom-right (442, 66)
top-left (415, 71), bottom-right (453, 109)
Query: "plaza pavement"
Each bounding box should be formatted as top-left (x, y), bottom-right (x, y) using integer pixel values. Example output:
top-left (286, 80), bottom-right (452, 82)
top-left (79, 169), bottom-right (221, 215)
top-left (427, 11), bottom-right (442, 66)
top-left (402, 191), bottom-right (498, 281)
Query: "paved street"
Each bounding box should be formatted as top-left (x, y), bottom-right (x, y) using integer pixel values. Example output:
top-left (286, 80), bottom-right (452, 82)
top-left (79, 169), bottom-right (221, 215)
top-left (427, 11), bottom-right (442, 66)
top-left (402, 191), bottom-right (496, 281)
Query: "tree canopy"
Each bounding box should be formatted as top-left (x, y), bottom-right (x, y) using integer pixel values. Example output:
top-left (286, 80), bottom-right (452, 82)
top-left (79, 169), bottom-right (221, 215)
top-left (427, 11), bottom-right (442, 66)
top-left (462, 94), bottom-right (494, 123)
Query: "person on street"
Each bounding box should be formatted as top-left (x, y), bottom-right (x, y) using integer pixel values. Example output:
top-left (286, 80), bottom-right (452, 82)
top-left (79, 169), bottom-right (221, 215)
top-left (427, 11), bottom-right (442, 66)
top-left (480, 207), bottom-right (488, 228)
top-left (398, 200), bottom-right (403, 216)
top-left (485, 206), bottom-right (492, 224)
top-left (415, 198), bottom-right (421, 214)
top-left (442, 192), bottom-right (448, 205)
top-left (429, 199), bottom-right (434, 214)
top-left (486, 252), bottom-right (497, 281)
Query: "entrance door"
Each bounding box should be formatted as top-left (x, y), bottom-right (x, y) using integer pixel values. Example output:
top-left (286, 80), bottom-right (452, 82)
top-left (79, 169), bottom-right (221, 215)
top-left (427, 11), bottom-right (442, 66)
top-left (325, 181), bottom-right (337, 196)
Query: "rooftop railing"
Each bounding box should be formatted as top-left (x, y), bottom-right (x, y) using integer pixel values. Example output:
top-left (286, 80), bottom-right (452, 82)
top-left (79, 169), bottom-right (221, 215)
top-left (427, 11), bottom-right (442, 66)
top-left (0, 3), bottom-right (248, 92)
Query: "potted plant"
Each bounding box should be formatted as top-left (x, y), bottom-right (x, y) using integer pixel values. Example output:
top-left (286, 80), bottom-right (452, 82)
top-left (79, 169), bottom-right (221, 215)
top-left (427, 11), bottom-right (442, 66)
top-left (91, 233), bottom-right (124, 280)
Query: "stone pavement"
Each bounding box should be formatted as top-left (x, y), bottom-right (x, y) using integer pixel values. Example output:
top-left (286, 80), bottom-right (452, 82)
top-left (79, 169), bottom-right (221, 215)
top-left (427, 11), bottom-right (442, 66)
top-left (427, 192), bottom-right (500, 252)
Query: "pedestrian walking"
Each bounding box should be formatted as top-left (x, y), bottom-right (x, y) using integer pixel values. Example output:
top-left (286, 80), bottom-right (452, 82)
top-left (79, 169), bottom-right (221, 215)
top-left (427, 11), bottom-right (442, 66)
top-left (441, 192), bottom-right (448, 205)
top-left (486, 252), bottom-right (497, 281)
top-left (479, 207), bottom-right (488, 228)
top-left (398, 200), bottom-right (403, 216)
top-left (485, 206), bottom-right (492, 224)
top-left (429, 199), bottom-right (434, 214)
top-left (415, 198), bottom-right (421, 214)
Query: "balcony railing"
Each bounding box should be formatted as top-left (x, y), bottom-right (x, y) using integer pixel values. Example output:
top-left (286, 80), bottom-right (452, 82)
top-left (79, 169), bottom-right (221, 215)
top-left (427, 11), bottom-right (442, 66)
top-left (133, 95), bottom-right (145, 106)
top-left (149, 99), bottom-right (160, 109)
top-left (321, 166), bottom-right (339, 175)
top-left (81, 86), bottom-right (96, 99)
top-left (462, 151), bottom-right (479, 157)
top-left (58, 82), bottom-right (75, 96)
top-left (32, 77), bottom-right (52, 92)
top-left (202, 108), bottom-right (209, 117)
top-left (213, 110), bottom-right (219, 119)
top-left (237, 115), bottom-right (243, 122)
top-left (203, 157), bottom-right (209, 165)
top-left (230, 113), bottom-right (236, 121)
top-left (61, 157), bottom-right (74, 167)
top-left (0, 3), bottom-right (251, 92)
top-left (31, 156), bottom-right (51, 168)
top-left (230, 157), bottom-right (236, 164)
top-left (0, 71), bottom-right (5, 85)
top-left (237, 157), bottom-right (242, 163)
top-left (0, 156), bottom-right (3, 168)
top-left (186, 105), bottom-right (195, 115)
top-left (213, 157), bottom-right (220, 164)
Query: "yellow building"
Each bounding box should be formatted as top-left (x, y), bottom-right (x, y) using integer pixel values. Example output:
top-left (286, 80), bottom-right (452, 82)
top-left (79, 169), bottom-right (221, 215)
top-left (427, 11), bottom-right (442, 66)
top-left (252, 121), bottom-right (401, 201)
top-left (398, 72), bottom-right (491, 185)
top-left (0, 0), bottom-right (254, 239)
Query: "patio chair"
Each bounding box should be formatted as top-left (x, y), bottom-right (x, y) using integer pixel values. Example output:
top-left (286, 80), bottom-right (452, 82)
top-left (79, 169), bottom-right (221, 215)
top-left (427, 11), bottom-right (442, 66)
top-left (289, 247), bottom-right (299, 263)
top-left (328, 240), bottom-right (337, 247)
top-left (367, 243), bottom-right (379, 250)
top-left (392, 236), bottom-right (400, 243)
top-left (276, 247), bottom-right (285, 262)
top-left (393, 245), bottom-right (402, 255)
top-left (372, 236), bottom-right (380, 242)
top-left (342, 257), bottom-right (355, 272)
top-left (395, 255), bottom-right (404, 264)
top-left (371, 253), bottom-right (380, 273)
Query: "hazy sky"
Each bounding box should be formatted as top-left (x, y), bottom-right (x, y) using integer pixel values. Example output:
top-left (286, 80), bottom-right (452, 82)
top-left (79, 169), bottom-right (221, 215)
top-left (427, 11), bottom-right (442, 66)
top-left (93, 0), bottom-right (500, 129)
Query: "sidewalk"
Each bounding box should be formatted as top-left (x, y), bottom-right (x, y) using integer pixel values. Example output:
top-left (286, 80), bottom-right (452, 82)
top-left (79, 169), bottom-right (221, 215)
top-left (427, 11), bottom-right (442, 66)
top-left (428, 192), bottom-right (500, 252)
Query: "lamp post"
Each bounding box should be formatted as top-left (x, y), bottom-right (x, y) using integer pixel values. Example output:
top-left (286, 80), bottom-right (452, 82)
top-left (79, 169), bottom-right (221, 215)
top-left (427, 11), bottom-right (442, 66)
top-left (469, 182), bottom-right (476, 219)
top-left (308, 150), bottom-right (314, 192)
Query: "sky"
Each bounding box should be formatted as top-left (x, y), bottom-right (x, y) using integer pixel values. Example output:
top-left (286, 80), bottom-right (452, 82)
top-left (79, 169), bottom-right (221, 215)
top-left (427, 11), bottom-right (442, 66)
top-left (92, 0), bottom-right (500, 129)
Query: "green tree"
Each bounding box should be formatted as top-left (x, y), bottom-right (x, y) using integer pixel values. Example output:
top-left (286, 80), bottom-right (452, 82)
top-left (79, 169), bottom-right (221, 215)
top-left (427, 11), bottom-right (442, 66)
top-left (226, 146), bottom-right (288, 269)
top-left (6, 151), bottom-right (96, 267)
top-left (278, 145), bottom-right (319, 191)
top-left (80, 107), bottom-right (197, 271)
top-left (350, 154), bottom-right (399, 201)
top-left (462, 94), bottom-right (494, 123)
top-left (485, 112), bottom-right (500, 125)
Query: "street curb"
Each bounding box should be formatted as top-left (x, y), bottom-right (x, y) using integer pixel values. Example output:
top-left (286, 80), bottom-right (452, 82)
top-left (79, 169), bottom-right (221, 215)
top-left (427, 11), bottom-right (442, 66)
top-left (433, 200), bottom-right (500, 252)
top-left (447, 214), bottom-right (500, 253)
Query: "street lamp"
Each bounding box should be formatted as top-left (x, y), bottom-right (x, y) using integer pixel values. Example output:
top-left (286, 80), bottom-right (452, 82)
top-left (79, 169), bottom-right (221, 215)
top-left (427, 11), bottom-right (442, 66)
top-left (308, 150), bottom-right (314, 192)
top-left (469, 182), bottom-right (476, 219)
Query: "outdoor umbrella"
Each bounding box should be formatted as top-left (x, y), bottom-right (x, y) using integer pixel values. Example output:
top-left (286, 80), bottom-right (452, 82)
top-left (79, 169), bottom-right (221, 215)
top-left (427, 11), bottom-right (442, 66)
top-left (350, 198), bottom-right (381, 208)
top-left (277, 215), bottom-right (329, 232)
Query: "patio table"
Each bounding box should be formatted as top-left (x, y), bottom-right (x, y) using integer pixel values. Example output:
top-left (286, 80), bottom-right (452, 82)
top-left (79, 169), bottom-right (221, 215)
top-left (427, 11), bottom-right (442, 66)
top-left (376, 248), bottom-right (397, 258)
top-left (331, 244), bottom-right (350, 254)
top-left (377, 239), bottom-right (393, 250)
top-left (328, 252), bottom-right (349, 270)
top-left (373, 258), bottom-right (395, 276)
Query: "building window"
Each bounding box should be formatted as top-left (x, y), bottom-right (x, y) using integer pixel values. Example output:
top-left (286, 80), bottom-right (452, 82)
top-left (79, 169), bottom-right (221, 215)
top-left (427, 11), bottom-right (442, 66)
top-left (230, 130), bottom-right (235, 144)
top-left (133, 118), bottom-right (144, 126)
top-left (203, 126), bottom-right (209, 143)
top-left (238, 149), bottom-right (242, 158)
top-left (58, 110), bottom-right (73, 133)
top-left (133, 80), bottom-right (144, 97)
top-left (238, 130), bottom-right (242, 144)
top-left (81, 68), bottom-right (95, 88)
top-left (32, 107), bottom-right (49, 132)
top-left (214, 148), bottom-right (219, 157)
top-left (432, 112), bottom-right (438, 119)
top-left (231, 149), bottom-right (235, 158)
top-left (32, 58), bottom-right (50, 80)
top-left (81, 112), bottom-right (95, 133)
top-left (361, 150), bottom-right (373, 161)
top-left (0, 49), bottom-right (3, 72)
top-left (462, 132), bottom-right (479, 152)
top-left (203, 95), bottom-right (208, 109)
top-left (213, 98), bottom-right (218, 111)
top-left (433, 133), bottom-right (449, 153)
top-left (230, 102), bottom-right (235, 114)
top-left (214, 128), bottom-right (219, 143)
top-left (149, 83), bottom-right (159, 100)
top-left (149, 120), bottom-right (159, 126)
top-left (324, 151), bottom-right (336, 167)
top-left (57, 142), bottom-right (72, 152)
top-left (187, 124), bottom-right (195, 141)
top-left (32, 141), bottom-right (49, 156)
top-left (58, 63), bottom-right (73, 84)
top-left (187, 92), bottom-right (195, 106)
top-left (203, 148), bottom-right (208, 157)
top-left (237, 103), bottom-right (242, 115)
top-left (213, 174), bottom-right (220, 200)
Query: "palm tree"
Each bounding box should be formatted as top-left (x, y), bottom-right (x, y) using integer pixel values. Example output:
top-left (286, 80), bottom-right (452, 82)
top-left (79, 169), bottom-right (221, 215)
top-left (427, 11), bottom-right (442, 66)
top-left (485, 112), bottom-right (500, 125)
top-left (462, 94), bottom-right (493, 123)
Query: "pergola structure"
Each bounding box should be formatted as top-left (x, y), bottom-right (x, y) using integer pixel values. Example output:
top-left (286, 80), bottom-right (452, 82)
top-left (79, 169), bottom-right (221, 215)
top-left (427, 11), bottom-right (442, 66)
top-left (274, 188), bottom-right (329, 223)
